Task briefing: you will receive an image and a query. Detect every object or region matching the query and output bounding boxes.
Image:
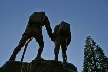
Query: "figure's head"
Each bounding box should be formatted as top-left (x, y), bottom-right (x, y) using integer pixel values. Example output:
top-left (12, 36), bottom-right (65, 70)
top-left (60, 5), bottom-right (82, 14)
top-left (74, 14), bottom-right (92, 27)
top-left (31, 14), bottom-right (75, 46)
top-left (33, 11), bottom-right (45, 15)
top-left (61, 21), bottom-right (65, 23)
top-left (60, 21), bottom-right (70, 27)
top-left (61, 21), bottom-right (67, 24)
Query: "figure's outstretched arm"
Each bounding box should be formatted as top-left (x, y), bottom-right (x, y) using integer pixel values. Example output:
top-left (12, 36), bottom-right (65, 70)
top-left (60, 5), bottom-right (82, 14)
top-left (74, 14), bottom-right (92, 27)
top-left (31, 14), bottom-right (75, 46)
top-left (44, 16), bottom-right (54, 41)
top-left (53, 25), bottom-right (59, 41)
top-left (67, 32), bottom-right (71, 46)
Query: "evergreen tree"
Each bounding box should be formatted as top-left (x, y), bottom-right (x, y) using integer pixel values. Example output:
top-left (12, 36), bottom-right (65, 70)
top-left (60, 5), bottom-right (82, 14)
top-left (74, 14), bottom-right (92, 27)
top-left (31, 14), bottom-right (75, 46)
top-left (82, 36), bottom-right (108, 72)
top-left (95, 45), bottom-right (108, 71)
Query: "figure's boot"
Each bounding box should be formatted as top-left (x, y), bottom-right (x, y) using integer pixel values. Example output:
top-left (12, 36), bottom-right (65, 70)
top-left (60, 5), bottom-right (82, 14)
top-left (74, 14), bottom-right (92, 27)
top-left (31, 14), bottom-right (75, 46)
top-left (36, 51), bottom-right (41, 59)
top-left (36, 48), bottom-right (43, 59)
top-left (35, 41), bottom-right (44, 60)
top-left (54, 54), bottom-right (58, 61)
top-left (9, 54), bottom-right (16, 61)
top-left (62, 53), bottom-right (67, 64)
top-left (9, 46), bottom-right (21, 61)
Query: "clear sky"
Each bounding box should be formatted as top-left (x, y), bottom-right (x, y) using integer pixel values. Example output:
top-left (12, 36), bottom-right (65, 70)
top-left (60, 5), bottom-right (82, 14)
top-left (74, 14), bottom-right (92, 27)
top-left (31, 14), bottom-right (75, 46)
top-left (0, 0), bottom-right (108, 72)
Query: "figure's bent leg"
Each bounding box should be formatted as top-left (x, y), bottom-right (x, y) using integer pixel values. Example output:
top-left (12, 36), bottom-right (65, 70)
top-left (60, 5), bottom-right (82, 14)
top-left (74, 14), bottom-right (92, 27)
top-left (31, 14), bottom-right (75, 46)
top-left (34, 35), bottom-right (44, 59)
top-left (9, 35), bottom-right (30, 60)
top-left (61, 39), bottom-right (67, 64)
top-left (54, 39), bottom-right (60, 61)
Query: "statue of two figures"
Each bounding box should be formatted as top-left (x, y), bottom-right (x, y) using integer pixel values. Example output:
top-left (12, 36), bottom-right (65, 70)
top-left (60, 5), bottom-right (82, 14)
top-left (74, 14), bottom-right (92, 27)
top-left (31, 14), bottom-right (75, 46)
top-left (9, 11), bottom-right (71, 64)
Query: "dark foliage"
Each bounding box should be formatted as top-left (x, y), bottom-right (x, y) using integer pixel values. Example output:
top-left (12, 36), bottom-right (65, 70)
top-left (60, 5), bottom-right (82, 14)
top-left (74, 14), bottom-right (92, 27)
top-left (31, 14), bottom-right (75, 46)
top-left (82, 36), bottom-right (108, 72)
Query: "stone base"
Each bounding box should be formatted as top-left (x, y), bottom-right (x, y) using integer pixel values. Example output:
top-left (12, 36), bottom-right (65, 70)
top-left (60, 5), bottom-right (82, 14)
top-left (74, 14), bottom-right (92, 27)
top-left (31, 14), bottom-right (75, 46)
top-left (0, 59), bottom-right (77, 72)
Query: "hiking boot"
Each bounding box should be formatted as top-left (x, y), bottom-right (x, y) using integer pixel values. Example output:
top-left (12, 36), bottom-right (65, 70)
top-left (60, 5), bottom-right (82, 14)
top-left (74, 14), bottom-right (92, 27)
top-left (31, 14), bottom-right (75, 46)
top-left (54, 54), bottom-right (58, 61)
top-left (9, 55), bottom-right (16, 61)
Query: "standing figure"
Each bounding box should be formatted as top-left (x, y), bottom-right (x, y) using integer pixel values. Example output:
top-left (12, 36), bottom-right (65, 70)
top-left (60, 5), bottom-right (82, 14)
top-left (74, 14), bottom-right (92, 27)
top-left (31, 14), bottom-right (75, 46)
top-left (53, 21), bottom-right (71, 64)
top-left (9, 11), bottom-right (53, 61)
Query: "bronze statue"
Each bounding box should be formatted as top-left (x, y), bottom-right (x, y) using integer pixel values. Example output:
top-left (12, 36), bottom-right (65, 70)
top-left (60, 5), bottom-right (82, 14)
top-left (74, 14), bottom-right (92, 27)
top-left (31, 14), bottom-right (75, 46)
top-left (9, 11), bottom-right (53, 61)
top-left (53, 21), bottom-right (71, 64)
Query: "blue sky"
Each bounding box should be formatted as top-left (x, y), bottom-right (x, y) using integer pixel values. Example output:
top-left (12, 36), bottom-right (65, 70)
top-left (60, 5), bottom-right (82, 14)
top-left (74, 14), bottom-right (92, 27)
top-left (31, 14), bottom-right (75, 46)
top-left (0, 0), bottom-right (108, 72)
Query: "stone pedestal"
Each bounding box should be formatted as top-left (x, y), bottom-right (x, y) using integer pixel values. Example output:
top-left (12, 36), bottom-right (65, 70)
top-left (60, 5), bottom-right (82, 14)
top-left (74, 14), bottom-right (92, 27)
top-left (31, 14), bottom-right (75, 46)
top-left (0, 59), bottom-right (77, 72)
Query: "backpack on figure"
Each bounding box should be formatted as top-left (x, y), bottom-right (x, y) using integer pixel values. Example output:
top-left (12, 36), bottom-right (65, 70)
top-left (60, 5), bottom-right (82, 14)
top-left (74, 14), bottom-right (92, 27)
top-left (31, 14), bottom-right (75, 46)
top-left (28, 11), bottom-right (45, 26)
top-left (58, 21), bottom-right (70, 36)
